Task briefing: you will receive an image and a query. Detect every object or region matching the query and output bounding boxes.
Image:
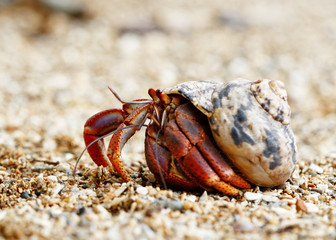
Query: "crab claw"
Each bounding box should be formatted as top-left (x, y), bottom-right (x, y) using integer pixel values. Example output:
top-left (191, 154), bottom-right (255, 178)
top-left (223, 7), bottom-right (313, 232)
top-left (83, 109), bottom-right (125, 168)
top-left (83, 101), bottom-right (153, 182)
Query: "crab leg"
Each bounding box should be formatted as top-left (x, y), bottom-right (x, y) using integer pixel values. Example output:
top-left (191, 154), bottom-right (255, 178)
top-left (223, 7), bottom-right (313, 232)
top-left (175, 104), bottom-right (251, 189)
top-left (106, 103), bottom-right (153, 182)
top-left (145, 124), bottom-right (200, 191)
top-left (84, 102), bottom-right (152, 182)
top-left (163, 103), bottom-right (250, 196)
top-left (196, 136), bottom-right (251, 189)
top-left (163, 119), bottom-right (236, 195)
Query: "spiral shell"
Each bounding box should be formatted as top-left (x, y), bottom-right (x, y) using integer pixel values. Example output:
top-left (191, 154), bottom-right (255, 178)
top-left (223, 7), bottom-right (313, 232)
top-left (209, 79), bottom-right (297, 187)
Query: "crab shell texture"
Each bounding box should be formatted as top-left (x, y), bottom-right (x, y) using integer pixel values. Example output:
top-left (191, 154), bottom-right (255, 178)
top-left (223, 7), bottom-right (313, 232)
top-left (164, 79), bottom-right (297, 187)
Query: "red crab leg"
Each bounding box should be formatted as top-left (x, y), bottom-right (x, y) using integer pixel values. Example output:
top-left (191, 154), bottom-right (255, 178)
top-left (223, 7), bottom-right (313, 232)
top-left (106, 103), bottom-right (153, 182)
top-left (84, 101), bottom-right (152, 183)
top-left (145, 124), bottom-right (200, 191)
top-left (164, 119), bottom-right (240, 196)
top-left (164, 103), bottom-right (250, 196)
top-left (83, 109), bottom-right (125, 168)
top-left (175, 104), bottom-right (251, 189)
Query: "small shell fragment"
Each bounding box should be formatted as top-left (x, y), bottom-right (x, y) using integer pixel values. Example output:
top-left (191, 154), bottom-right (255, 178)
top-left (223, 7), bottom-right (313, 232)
top-left (244, 192), bottom-right (263, 201)
top-left (296, 199), bottom-right (308, 213)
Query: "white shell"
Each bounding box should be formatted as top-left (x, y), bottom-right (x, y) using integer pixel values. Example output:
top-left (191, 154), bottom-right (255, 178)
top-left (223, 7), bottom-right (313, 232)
top-left (164, 79), bottom-right (297, 187)
top-left (209, 79), bottom-right (297, 187)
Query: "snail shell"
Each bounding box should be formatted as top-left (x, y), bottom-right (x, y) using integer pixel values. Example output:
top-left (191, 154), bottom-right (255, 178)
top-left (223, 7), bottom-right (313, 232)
top-left (209, 78), bottom-right (297, 187)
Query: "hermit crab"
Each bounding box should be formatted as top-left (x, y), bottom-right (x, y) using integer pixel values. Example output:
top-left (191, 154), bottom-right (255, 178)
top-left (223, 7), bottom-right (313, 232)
top-left (81, 79), bottom-right (297, 196)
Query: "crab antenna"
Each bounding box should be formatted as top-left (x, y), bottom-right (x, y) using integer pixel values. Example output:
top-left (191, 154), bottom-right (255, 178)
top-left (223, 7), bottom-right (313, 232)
top-left (73, 124), bottom-right (143, 177)
top-left (108, 86), bottom-right (153, 104)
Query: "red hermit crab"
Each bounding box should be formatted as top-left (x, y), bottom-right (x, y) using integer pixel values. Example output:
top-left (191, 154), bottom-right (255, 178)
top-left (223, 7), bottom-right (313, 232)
top-left (81, 79), bottom-right (297, 196)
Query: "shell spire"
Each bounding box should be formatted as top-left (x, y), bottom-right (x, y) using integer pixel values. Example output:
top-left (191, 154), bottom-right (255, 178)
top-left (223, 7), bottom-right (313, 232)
top-left (250, 79), bottom-right (291, 125)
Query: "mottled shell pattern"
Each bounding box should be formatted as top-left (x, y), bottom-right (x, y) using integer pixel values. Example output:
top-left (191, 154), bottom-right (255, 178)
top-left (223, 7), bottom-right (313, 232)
top-left (164, 79), bottom-right (297, 187)
top-left (164, 80), bottom-right (221, 116)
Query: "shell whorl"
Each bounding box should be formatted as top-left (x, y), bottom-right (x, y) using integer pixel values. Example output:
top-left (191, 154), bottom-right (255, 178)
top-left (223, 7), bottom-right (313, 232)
top-left (250, 79), bottom-right (291, 125)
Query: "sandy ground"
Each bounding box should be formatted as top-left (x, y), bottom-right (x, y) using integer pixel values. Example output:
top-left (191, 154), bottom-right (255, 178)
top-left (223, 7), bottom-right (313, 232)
top-left (1, 0), bottom-right (336, 239)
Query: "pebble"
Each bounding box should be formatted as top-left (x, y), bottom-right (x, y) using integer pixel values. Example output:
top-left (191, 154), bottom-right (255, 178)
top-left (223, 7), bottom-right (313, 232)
top-left (233, 219), bottom-right (254, 232)
top-left (136, 186), bottom-right (148, 195)
top-left (305, 203), bottom-right (319, 213)
top-left (37, 173), bottom-right (44, 181)
top-left (55, 162), bottom-right (71, 173)
top-left (80, 189), bottom-right (96, 197)
top-left (20, 192), bottom-right (30, 199)
top-left (146, 173), bottom-right (156, 183)
top-left (92, 205), bottom-right (110, 217)
top-left (316, 184), bottom-right (329, 193)
top-left (64, 153), bottom-right (75, 161)
top-left (184, 195), bottom-right (197, 202)
top-left (218, 13), bottom-right (248, 30)
top-left (78, 206), bottom-right (86, 215)
top-left (182, 201), bottom-right (193, 211)
top-left (51, 184), bottom-right (64, 198)
top-left (244, 192), bottom-right (263, 201)
top-left (309, 163), bottom-right (324, 174)
top-left (296, 199), bottom-right (307, 213)
top-left (40, 0), bottom-right (85, 16)
top-left (295, 177), bottom-right (307, 186)
top-left (33, 162), bottom-right (53, 171)
top-left (0, 170), bottom-right (9, 176)
top-left (272, 207), bottom-right (295, 218)
top-left (42, 139), bottom-right (57, 151)
top-left (104, 195), bottom-right (128, 208)
top-left (0, 211), bottom-right (6, 221)
top-left (327, 177), bottom-right (336, 184)
top-left (262, 195), bottom-right (279, 203)
top-left (306, 193), bottom-right (320, 203)
top-left (47, 175), bottom-right (58, 182)
top-left (153, 199), bottom-right (183, 211)
top-left (311, 188), bottom-right (323, 194)
top-left (117, 34), bottom-right (141, 56)
top-left (35, 191), bottom-right (42, 197)
top-left (199, 191), bottom-right (208, 202)
top-left (96, 192), bottom-right (104, 198)
top-left (282, 198), bottom-right (296, 205)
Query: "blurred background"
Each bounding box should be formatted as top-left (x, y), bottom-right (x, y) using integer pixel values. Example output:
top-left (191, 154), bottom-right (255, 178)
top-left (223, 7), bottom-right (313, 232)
top-left (0, 0), bottom-right (336, 168)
